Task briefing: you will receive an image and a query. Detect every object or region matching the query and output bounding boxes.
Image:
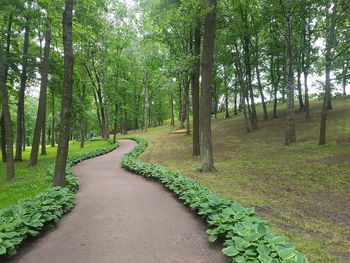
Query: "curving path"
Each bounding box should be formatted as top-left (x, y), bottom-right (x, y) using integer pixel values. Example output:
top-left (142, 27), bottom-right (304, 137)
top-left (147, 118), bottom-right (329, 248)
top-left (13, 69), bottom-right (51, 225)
top-left (6, 140), bottom-right (228, 263)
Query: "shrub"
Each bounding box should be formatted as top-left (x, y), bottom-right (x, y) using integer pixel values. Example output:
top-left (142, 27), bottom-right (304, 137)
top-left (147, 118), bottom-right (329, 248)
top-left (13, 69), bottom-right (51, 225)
top-left (0, 141), bottom-right (119, 256)
top-left (121, 137), bottom-right (308, 263)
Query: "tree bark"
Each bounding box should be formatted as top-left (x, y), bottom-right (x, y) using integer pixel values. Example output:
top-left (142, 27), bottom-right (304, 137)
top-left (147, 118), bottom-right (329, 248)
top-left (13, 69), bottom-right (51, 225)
top-left (0, 113), bottom-right (7, 162)
top-left (170, 94), bottom-right (175, 126)
top-left (191, 23), bottom-right (201, 155)
top-left (143, 70), bottom-right (148, 132)
top-left (51, 88), bottom-right (56, 147)
top-left (233, 92), bottom-right (238, 116)
top-left (29, 18), bottom-right (52, 166)
top-left (15, 20), bottom-right (30, 161)
top-left (341, 62), bottom-right (348, 96)
top-left (256, 65), bottom-right (268, 120)
top-left (224, 70), bottom-right (230, 119)
top-left (41, 112), bottom-right (47, 155)
top-left (319, 1), bottom-right (338, 145)
top-left (54, 0), bottom-right (74, 187)
top-left (200, 0), bottom-right (216, 172)
top-left (284, 12), bottom-right (296, 145)
top-left (184, 78), bottom-right (191, 135)
top-left (0, 43), bottom-right (15, 180)
top-left (297, 69), bottom-right (305, 110)
top-left (302, 22), bottom-right (311, 119)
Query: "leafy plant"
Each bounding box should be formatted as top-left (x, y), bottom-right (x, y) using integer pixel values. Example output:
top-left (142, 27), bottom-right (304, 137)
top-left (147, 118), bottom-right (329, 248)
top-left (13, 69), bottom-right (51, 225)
top-left (0, 141), bottom-right (119, 256)
top-left (121, 137), bottom-right (309, 263)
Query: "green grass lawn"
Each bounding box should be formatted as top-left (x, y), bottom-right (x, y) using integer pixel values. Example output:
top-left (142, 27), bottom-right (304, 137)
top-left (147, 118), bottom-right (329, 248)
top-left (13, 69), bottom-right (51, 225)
top-left (0, 140), bottom-right (111, 210)
top-left (119, 96), bottom-right (350, 263)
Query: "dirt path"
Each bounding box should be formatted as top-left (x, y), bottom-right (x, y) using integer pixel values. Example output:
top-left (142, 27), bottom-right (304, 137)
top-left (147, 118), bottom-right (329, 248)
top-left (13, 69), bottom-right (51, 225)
top-left (6, 140), bottom-right (227, 263)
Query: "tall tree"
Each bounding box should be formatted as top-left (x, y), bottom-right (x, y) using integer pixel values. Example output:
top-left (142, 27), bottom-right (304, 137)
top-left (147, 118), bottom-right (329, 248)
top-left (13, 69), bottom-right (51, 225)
top-left (0, 44), bottom-right (15, 180)
top-left (319, 1), bottom-right (338, 145)
top-left (54, 0), bottom-right (74, 186)
top-left (191, 23), bottom-right (201, 156)
top-left (200, 0), bottom-right (217, 172)
top-left (29, 18), bottom-right (52, 167)
top-left (283, 3), bottom-right (296, 145)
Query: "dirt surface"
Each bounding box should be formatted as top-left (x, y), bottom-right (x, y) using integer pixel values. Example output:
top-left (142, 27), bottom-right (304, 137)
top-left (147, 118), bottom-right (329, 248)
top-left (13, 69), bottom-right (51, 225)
top-left (5, 140), bottom-right (227, 263)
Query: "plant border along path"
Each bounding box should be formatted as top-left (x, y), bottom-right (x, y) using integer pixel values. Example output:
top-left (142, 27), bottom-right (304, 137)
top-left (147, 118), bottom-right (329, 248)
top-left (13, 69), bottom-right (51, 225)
top-left (122, 137), bottom-right (309, 263)
top-left (0, 140), bottom-right (119, 257)
top-left (0, 138), bottom-right (308, 263)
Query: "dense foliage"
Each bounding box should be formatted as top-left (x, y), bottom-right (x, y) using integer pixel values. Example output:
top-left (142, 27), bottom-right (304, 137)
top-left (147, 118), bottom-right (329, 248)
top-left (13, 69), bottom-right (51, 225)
top-left (122, 137), bottom-right (308, 263)
top-left (0, 140), bottom-right (118, 256)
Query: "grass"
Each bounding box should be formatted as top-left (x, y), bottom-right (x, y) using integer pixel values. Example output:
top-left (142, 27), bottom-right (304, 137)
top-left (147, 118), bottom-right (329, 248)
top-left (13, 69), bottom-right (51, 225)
top-left (0, 140), bottom-right (111, 210)
top-left (119, 96), bottom-right (350, 263)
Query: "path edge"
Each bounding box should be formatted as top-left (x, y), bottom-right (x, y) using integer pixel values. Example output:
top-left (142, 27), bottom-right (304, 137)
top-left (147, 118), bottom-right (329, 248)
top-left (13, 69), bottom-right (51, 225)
top-left (120, 137), bottom-right (309, 263)
top-left (0, 139), bottom-right (119, 257)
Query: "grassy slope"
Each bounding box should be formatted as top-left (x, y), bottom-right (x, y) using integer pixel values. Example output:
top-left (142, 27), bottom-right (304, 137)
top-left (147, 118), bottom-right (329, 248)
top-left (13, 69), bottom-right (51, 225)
top-left (119, 96), bottom-right (350, 263)
top-left (0, 140), bottom-right (111, 210)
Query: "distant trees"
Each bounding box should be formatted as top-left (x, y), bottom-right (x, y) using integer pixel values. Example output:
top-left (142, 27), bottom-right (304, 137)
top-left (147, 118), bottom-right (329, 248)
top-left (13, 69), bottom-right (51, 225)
top-left (1, 0), bottom-right (350, 180)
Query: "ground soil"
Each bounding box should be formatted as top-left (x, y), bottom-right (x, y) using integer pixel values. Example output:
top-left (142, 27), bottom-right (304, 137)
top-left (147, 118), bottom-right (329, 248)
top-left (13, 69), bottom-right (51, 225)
top-left (4, 140), bottom-right (228, 263)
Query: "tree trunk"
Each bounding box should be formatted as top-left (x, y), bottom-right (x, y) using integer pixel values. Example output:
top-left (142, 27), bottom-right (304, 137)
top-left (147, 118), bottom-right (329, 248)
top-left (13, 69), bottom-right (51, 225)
top-left (270, 55), bottom-right (278, 119)
top-left (51, 88), bottom-right (55, 147)
top-left (243, 39), bottom-right (258, 129)
top-left (180, 83), bottom-right (186, 129)
top-left (15, 21), bottom-right (30, 161)
top-left (29, 19), bottom-right (52, 166)
top-left (319, 1), bottom-right (338, 145)
top-left (302, 22), bottom-right (311, 120)
top-left (284, 12), bottom-right (296, 145)
top-left (297, 69), bottom-right (305, 111)
top-left (41, 110), bottom-right (47, 155)
top-left (256, 65), bottom-right (268, 120)
top-left (170, 94), bottom-right (175, 126)
top-left (304, 72), bottom-right (311, 119)
top-left (54, 0), bottom-right (74, 187)
top-left (233, 92), bottom-right (238, 116)
top-left (143, 71), bottom-right (148, 132)
top-left (0, 44), bottom-right (15, 180)
top-left (224, 70), bottom-right (230, 119)
top-left (113, 104), bottom-right (118, 143)
top-left (342, 62), bottom-right (348, 96)
top-left (0, 113), bottom-right (6, 162)
top-left (200, 0), bottom-right (216, 172)
top-left (22, 114), bottom-right (26, 151)
top-left (185, 78), bottom-right (191, 135)
top-left (191, 23), bottom-right (201, 155)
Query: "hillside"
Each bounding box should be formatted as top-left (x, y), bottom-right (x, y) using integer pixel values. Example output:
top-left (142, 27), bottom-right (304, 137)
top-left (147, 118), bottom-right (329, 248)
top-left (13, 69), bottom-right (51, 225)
top-left (120, 96), bottom-right (350, 263)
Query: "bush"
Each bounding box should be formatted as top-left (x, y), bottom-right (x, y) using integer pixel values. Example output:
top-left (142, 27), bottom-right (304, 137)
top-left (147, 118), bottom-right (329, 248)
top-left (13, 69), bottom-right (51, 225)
top-left (0, 141), bottom-right (119, 256)
top-left (121, 137), bottom-right (308, 263)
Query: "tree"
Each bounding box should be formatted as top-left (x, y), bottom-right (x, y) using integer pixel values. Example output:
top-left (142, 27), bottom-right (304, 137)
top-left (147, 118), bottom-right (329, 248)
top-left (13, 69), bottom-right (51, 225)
top-left (0, 43), bottom-right (15, 180)
top-left (29, 17), bottom-right (52, 167)
top-left (15, 16), bottom-right (31, 161)
top-left (283, 3), bottom-right (296, 145)
top-left (54, 0), bottom-right (74, 187)
top-left (191, 22), bottom-right (201, 156)
top-left (200, 0), bottom-right (217, 172)
top-left (319, 1), bottom-right (338, 145)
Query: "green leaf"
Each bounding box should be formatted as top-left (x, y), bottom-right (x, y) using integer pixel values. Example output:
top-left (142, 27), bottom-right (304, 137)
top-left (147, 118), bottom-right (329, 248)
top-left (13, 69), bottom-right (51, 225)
top-left (258, 254), bottom-right (273, 263)
top-left (0, 246), bottom-right (6, 255)
top-left (222, 246), bottom-right (239, 256)
top-left (257, 245), bottom-right (270, 256)
top-left (208, 235), bottom-right (217, 242)
top-left (270, 235), bottom-right (289, 244)
top-left (257, 223), bottom-right (267, 235)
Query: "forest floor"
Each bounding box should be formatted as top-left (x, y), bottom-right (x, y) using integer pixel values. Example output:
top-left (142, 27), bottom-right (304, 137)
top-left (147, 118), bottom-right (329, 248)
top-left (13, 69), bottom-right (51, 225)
top-left (0, 140), bottom-right (111, 210)
top-left (4, 140), bottom-right (227, 263)
top-left (119, 96), bottom-right (350, 263)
